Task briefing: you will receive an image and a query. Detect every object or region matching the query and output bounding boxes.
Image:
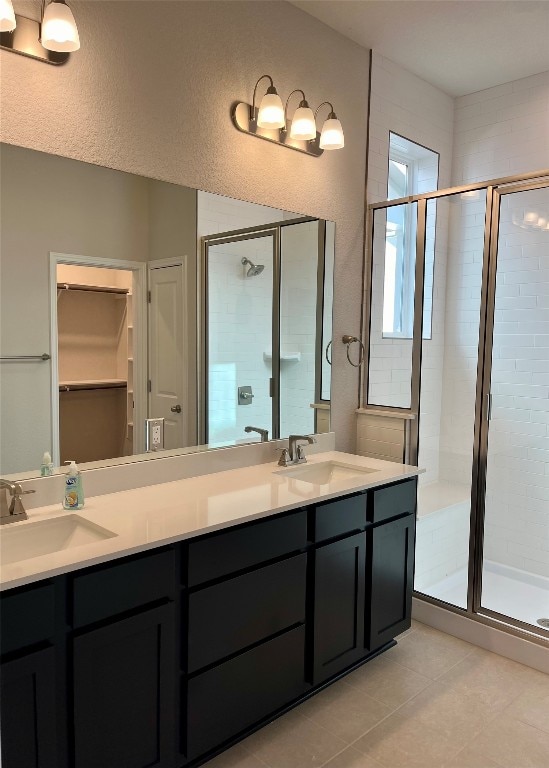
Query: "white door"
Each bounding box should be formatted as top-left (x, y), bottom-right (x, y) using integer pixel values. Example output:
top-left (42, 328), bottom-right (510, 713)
top-left (148, 264), bottom-right (186, 449)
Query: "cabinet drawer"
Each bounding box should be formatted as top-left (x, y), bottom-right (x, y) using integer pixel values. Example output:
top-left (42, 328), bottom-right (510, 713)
top-left (313, 494), bottom-right (367, 542)
top-left (188, 554), bottom-right (306, 672)
top-left (187, 510), bottom-right (307, 586)
top-left (0, 584), bottom-right (55, 655)
top-left (186, 625), bottom-right (305, 760)
top-left (370, 479), bottom-right (417, 523)
top-left (72, 549), bottom-right (175, 628)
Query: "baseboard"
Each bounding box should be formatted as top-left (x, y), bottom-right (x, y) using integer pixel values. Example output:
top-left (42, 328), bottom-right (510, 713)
top-left (412, 596), bottom-right (549, 674)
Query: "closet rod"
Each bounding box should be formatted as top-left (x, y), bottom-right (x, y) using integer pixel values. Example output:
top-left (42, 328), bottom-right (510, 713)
top-left (57, 283), bottom-right (130, 295)
top-left (60, 381), bottom-right (127, 392)
top-left (1, 353), bottom-right (51, 362)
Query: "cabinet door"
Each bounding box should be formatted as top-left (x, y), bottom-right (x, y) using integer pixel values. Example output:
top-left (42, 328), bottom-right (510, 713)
top-left (0, 647), bottom-right (58, 768)
top-left (72, 604), bottom-right (175, 768)
top-left (368, 514), bottom-right (415, 651)
top-left (313, 532), bottom-right (366, 684)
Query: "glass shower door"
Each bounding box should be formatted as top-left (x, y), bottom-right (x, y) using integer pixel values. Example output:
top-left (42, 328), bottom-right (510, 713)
top-left (205, 231), bottom-right (276, 446)
top-left (480, 183), bottom-right (549, 630)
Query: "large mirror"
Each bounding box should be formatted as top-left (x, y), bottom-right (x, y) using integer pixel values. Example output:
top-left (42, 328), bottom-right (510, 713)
top-left (0, 143), bottom-right (335, 477)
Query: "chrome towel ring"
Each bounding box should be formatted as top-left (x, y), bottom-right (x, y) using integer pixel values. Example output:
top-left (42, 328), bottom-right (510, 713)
top-left (342, 335), bottom-right (365, 368)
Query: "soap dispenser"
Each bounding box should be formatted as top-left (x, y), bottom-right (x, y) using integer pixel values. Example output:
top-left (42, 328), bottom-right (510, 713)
top-left (63, 460), bottom-right (85, 510)
top-left (40, 451), bottom-right (54, 477)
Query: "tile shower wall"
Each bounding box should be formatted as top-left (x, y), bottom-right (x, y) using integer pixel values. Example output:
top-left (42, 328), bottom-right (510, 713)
top-left (483, 188), bottom-right (549, 579)
top-left (442, 72), bottom-right (549, 578)
top-left (280, 221), bottom-right (319, 438)
top-left (199, 194), bottom-right (320, 443)
top-left (207, 237), bottom-right (274, 445)
top-left (198, 192), bottom-right (283, 445)
top-left (453, 71), bottom-right (549, 184)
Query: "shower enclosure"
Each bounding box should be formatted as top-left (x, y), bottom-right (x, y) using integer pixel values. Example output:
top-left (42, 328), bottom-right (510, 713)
top-left (364, 170), bottom-right (549, 642)
top-left (200, 218), bottom-right (334, 446)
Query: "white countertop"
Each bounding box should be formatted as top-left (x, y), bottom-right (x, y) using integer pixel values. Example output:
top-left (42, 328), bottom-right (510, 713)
top-left (0, 451), bottom-right (422, 591)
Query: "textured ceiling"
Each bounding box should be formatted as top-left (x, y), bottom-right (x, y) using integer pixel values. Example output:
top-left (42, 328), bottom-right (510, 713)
top-left (291, 0), bottom-right (549, 96)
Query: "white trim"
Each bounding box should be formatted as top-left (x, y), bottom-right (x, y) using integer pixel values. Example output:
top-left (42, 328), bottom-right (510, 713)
top-left (147, 257), bottom-right (189, 448)
top-left (49, 252), bottom-right (147, 463)
top-left (412, 597), bottom-right (549, 674)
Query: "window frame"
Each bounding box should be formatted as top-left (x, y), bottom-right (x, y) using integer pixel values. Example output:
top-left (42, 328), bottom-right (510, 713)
top-left (383, 148), bottom-right (418, 339)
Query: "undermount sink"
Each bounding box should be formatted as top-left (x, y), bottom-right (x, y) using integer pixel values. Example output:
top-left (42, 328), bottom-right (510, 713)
top-left (278, 461), bottom-right (378, 485)
top-left (0, 515), bottom-right (117, 566)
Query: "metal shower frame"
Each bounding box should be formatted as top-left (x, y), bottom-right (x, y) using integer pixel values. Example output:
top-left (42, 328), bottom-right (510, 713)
top-left (199, 216), bottom-right (331, 444)
top-left (361, 168), bottom-right (549, 646)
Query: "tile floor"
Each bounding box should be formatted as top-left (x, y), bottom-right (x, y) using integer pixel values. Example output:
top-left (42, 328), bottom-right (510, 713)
top-left (205, 621), bottom-right (549, 768)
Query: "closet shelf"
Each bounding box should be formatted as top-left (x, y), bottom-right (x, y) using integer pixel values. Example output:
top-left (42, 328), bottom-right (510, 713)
top-left (57, 283), bottom-right (130, 295)
top-left (59, 379), bottom-right (127, 392)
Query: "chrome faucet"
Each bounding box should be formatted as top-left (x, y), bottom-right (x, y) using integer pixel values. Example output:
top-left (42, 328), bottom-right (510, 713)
top-left (0, 480), bottom-right (35, 525)
top-left (278, 435), bottom-right (317, 467)
top-left (244, 426), bottom-right (269, 442)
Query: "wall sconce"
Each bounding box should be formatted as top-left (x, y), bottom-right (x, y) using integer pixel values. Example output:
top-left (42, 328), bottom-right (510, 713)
top-left (232, 75), bottom-right (345, 158)
top-left (0, 0), bottom-right (80, 65)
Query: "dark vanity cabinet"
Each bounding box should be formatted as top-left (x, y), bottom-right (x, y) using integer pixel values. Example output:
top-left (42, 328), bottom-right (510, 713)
top-left (0, 583), bottom-right (60, 768)
top-left (0, 476), bottom-right (417, 768)
top-left (310, 493), bottom-right (368, 683)
top-left (368, 479), bottom-right (417, 651)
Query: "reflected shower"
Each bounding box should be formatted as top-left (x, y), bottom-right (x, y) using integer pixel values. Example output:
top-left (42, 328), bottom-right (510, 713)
top-left (241, 257), bottom-right (264, 277)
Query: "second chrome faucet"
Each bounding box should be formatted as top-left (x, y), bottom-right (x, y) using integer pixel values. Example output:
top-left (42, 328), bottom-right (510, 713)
top-left (278, 435), bottom-right (316, 467)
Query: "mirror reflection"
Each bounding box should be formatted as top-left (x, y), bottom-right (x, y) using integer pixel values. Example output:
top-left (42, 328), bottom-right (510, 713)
top-left (0, 144), bottom-right (334, 477)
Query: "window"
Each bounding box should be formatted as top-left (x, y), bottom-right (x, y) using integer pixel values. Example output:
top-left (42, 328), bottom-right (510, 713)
top-left (382, 133), bottom-right (439, 340)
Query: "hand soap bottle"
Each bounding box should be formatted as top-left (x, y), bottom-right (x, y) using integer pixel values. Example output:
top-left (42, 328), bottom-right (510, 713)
top-left (63, 460), bottom-right (85, 510)
top-left (41, 451), bottom-right (54, 477)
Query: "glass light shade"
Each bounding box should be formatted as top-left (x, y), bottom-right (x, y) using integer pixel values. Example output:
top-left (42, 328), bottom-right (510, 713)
top-left (42, 1), bottom-right (80, 52)
top-left (0, 0), bottom-right (16, 32)
top-left (319, 117), bottom-right (345, 150)
top-left (257, 92), bottom-right (285, 129)
top-left (290, 106), bottom-right (316, 140)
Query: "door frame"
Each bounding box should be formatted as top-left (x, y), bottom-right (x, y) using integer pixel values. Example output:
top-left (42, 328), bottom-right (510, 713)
top-left (469, 178), bottom-right (549, 635)
top-left (147, 257), bottom-right (190, 448)
top-left (362, 168), bottom-right (549, 645)
top-left (49, 252), bottom-right (147, 463)
top-left (199, 216), bottom-right (322, 446)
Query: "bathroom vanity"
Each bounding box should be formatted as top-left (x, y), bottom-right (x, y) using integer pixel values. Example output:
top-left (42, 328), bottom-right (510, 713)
top-left (0, 453), bottom-right (419, 768)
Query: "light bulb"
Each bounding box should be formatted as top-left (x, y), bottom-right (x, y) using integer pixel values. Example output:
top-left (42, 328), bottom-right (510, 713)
top-left (257, 90), bottom-right (285, 129)
top-left (290, 105), bottom-right (316, 141)
top-left (319, 117), bottom-right (344, 150)
top-left (0, 0), bottom-right (16, 32)
top-left (42, 1), bottom-right (80, 52)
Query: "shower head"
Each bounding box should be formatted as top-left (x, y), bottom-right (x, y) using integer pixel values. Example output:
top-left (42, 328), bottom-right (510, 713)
top-left (241, 256), bottom-right (264, 277)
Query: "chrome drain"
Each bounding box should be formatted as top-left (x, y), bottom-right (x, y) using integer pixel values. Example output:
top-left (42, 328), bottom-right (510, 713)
top-left (537, 618), bottom-right (549, 628)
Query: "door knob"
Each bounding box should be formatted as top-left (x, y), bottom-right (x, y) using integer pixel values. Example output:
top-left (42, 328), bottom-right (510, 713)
top-left (170, 404), bottom-right (182, 413)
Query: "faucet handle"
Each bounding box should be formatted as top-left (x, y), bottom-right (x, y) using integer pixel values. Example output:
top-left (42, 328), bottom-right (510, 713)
top-left (278, 449), bottom-right (291, 467)
top-left (296, 444), bottom-right (307, 461)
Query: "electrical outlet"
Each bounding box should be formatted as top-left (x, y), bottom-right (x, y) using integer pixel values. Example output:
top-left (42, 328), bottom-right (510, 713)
top-left (145, 418), bottom-right (164, 452)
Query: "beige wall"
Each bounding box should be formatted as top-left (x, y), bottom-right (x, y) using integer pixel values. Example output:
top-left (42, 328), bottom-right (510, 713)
top-left (0, 144), bottom-right (198, 473)
top-left (0, 0), bottom-right (370, 452)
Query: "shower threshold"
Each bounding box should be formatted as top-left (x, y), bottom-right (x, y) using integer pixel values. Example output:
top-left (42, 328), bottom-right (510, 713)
top-left (421, 560), bottom-right (549, 630)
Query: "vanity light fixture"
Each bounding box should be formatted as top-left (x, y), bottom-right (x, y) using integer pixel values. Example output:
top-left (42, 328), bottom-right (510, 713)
top-left (285, 90), bottom-right (317, 141)
top-left (232, 76), bottom-right (344, 158)
top-left (316, 102), bottom-right (345, 150)
top-left (253, 75), bottom-right (285, 129)
top-left (0, 0), bottom-right (80, 64)
top-left (0, 0), bottom-right (16, 32)
top-left (41, 0), bottom-right (80, 52)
